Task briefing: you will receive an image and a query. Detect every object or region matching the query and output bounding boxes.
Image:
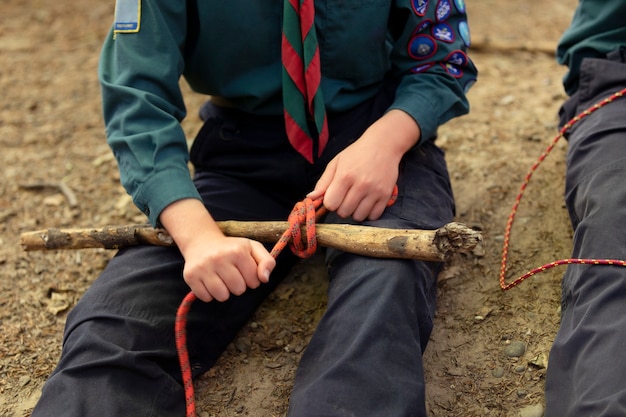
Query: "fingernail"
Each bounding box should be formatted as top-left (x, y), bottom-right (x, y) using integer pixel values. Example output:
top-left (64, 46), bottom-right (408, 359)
top-left (262, 269), bottom-right (271, 282)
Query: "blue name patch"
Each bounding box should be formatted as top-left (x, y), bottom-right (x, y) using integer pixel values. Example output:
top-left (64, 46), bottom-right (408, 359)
top-left (114, 0), bottom-right (141, 33)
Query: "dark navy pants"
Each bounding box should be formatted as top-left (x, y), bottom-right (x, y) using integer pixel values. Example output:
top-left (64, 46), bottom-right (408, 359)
top-left (545, 48), bottom-right (626, 416)
top-left (32, 82), bottom-right (455, 417)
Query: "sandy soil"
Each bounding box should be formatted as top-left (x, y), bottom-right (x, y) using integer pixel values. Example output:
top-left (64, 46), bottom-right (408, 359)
top-left (0, 0), bottom-right (579, 416)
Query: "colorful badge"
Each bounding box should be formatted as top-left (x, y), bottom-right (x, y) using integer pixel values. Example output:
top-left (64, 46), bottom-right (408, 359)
top-left (440, 62), bottom-right (464, 78)
top-left (411, 63), bottom-right (435, 73)
top-left (114, 0), bottom-right (141, 34)
top-left (412, 0), bottom-right (429, 16)
top-left (432, 23), bottom-right (454, 43)
top-left (436, 0), bottom-right (452, 22)
top-left (445, 50), bottom-right (469, 67)
top-left (454, 0), bottom-right (466, 13)
top-left (458, 20), bottom-right (471, 47)
top-left (408, 35), bottom-right (437, 60)
top-left (413, 19), bottom-right (433, 35)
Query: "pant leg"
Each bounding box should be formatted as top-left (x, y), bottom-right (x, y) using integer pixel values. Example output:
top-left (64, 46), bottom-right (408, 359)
top-left (545, 51), bottom-right (626, 417)
top-left (32, 110), bottom-right (310, 417)
top-left (32, 75), bottom-right (441, 417)
top-left (288, 141), bottom-right (455, 417)
top-left (33, 244), bottom-right (299, 417)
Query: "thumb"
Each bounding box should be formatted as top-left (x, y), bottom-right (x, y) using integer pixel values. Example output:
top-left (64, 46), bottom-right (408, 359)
top-left (307, 160), bottom-right (336, 199)
top-left (250, 241), bottom-right (277, 283)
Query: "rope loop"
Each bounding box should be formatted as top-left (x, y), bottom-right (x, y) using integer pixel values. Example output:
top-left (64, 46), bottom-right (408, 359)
top-left (499, 87), bottom-right (626, 291)
top-left (271, 196), bottom-right (324, 259)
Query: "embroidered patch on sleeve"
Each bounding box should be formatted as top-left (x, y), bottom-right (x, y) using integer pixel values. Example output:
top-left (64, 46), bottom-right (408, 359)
top-left (114, 0), bottom-right (141, 34)
top-left (411, 0), bottom-right (429, 16)
top-left (411, 62), bottom-right (435, 73)
top-left (454, 0), bottom-right (466, 13)
top-left (440, 62), bottom-right (464, 78)
top-left (408, 34), bottom-right (437, 60)
top-left (457, 20), bottom-right (471, 47)
top-left (432, 22), bottom-right (455, 43)
top-left (436, 0), bottom-right (452, 22)
top-left (445, 50), bottom-right (469, 67)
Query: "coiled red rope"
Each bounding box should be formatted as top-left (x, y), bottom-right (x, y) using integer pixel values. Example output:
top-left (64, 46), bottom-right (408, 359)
top-left (176, 186), bottom-right (397, 416)
top-left (499, 87), bottom-right (626, 291)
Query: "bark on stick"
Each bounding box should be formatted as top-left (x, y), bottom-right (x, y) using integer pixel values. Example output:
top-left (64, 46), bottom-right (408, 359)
top-left (20, 221), bottom-right (481, 262)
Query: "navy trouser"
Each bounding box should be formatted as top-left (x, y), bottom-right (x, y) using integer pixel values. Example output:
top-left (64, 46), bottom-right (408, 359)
top-left (32, 82), bottom-right (455, 417)
top-left (545, 48), bottom-right (626, 416)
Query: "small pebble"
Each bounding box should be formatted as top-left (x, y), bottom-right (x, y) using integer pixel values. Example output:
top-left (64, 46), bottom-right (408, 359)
top-left (447, 367), bottom-right (464, 376)
top-left (504, 341), bottom-right (526, 357)
top-left (19, 375), bottom-right (31, 387)
top-left (234, 337), bottom-right (251, 353)
top-left (492, 367), bottom-right (505, 378)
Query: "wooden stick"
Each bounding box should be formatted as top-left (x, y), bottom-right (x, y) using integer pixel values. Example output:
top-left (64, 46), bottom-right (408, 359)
top-left (19, 221), bottom-right (481, 262)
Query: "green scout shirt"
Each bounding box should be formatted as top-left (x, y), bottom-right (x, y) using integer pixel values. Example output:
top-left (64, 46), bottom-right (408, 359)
top-left (557, 0), bottom-right (626, 95)
top-left (100, 0), bottom-right (478, 226)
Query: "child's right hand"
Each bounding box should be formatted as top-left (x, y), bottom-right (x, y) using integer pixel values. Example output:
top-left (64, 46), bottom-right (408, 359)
top-left (159, 198), bottom-right (276, 302)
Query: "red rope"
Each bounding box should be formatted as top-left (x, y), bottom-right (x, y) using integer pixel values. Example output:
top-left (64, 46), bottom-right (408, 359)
top-left (176, 186), bottom-right (398, 416)
top-left (499, 87), bottom-right (626, 291)
top-left (174, 292), bottom-right (197, 416)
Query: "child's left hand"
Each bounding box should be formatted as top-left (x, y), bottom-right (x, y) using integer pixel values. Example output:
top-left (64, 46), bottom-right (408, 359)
top-left (308, 109), bottom-right (420, 221)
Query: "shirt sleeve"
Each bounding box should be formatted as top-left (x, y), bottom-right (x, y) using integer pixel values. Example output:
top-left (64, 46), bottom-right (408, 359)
top-left (556, 0), bottom-right (626, 95)
top-left (388, 0), bottom-right (478, 144)
top-left (99, 0), bottom-right (202, 227)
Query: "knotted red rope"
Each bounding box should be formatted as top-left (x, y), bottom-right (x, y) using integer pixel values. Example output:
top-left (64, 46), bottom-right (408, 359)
top-left (499, 87), bottom-right (626, 290)
top-left (176, 186), bottom-right (397, 416)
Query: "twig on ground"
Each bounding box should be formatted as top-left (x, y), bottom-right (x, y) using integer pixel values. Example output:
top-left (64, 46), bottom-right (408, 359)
top-left (19, 181), bottom-right (79, 209)
top-left (471, 38), bottom-right (556, 56)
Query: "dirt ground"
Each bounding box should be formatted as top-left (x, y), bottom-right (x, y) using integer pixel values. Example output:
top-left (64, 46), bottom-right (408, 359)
top-left (0, 0), bottom-right (580, 416)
